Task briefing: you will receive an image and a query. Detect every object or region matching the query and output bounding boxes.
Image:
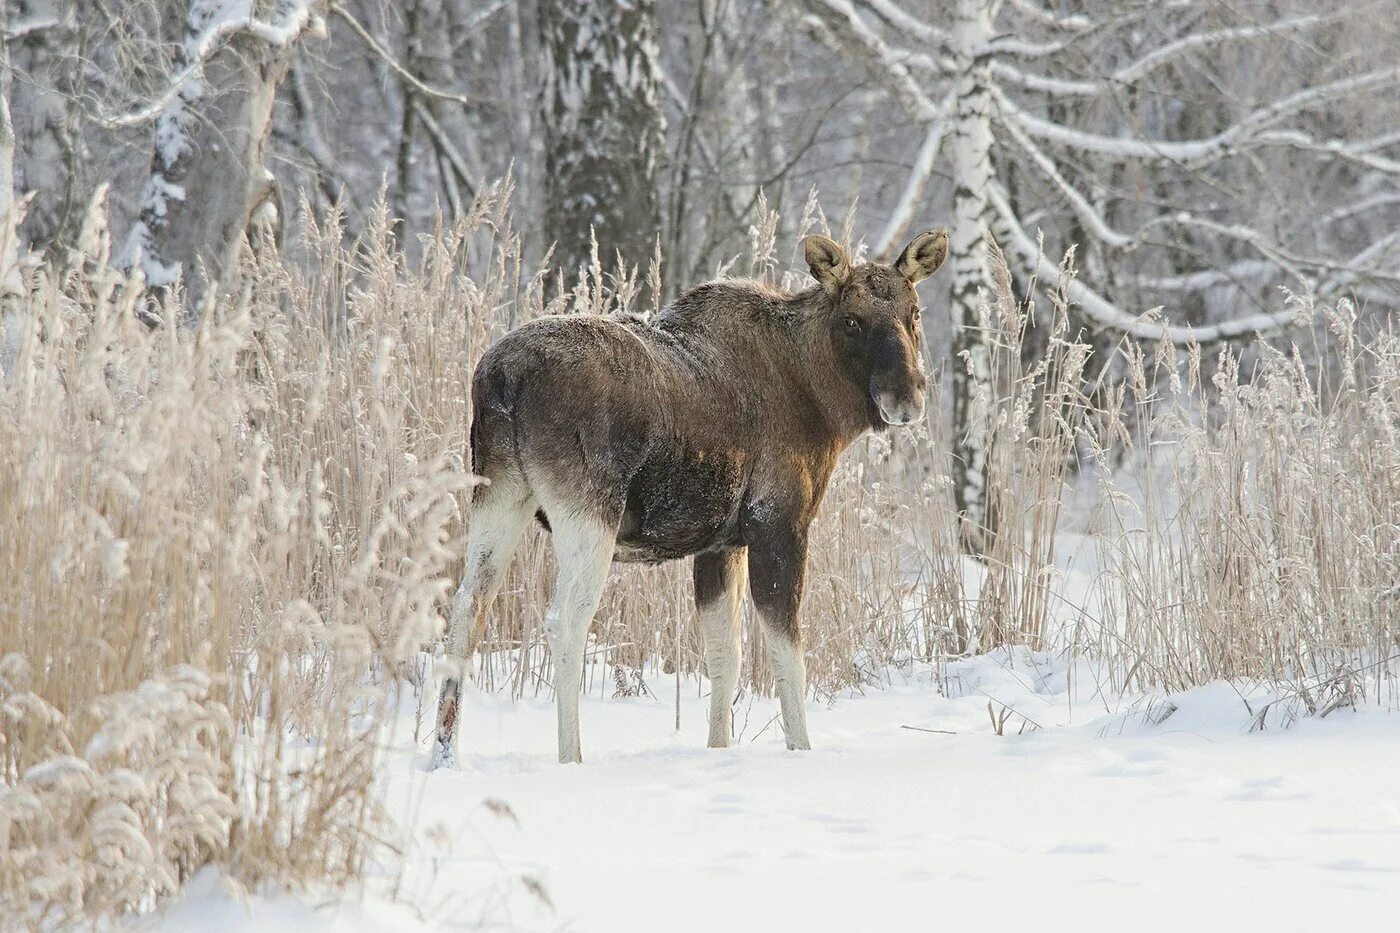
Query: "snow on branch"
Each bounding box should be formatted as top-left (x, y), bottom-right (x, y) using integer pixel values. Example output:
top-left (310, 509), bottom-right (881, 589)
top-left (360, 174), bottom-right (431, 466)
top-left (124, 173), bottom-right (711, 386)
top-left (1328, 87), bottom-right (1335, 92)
top-left (987, 184), bottom-right (1302, 345)
top-left (1318, 229), bottom-right (1400, 298)
top-left (871, 90), bottom-right (954, 258)
top-left (981, 34), bottom-right (1069, 59)
top-left (997, 113), bottom-right (1132, 249)
top-left (1114, 15), bottom-right (1327, 85)
top-left (1321, 192), bottom-right (1400, 227)
top-left (801, 0), bottom-right (941, 121)
top-left (104, 1), bottom-right (324, 128)
top-left (990, 62), bottom-right (1100, 97)
top-left (1004, 0), bottom-right (1093, 32)
top-left (4, 16), bottom-right (60, 41)
top-left (854, 0), bottom-right (949, 54)
top-left (1356, 128), bottom-right (1400, 154)
top-left (1251, 130), bottom-right (1400, 177)
top-left (1130, 260), bottom-right (1279, 293)
top-left (331, 6), bottom-right (471, 106)
top-left (997, 67), bottom-right (1400, 165)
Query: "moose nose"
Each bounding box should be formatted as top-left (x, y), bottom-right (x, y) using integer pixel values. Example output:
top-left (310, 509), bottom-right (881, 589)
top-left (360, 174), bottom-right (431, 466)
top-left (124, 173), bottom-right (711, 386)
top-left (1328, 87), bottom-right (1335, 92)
top-left (873, 387), bottom-right (926, 426)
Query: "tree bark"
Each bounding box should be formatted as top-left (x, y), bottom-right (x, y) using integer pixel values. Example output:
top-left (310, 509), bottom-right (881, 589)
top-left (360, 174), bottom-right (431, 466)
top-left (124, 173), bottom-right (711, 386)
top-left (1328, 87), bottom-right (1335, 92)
top-left (539, 0), bottom-right (666, 284)
top-left (946, 0), bottom-right (998, 554)
top-left (124, 1), bottom-right (317, 312)
top-left (1, 1), bottom-right (23, 378)
top-left (10, 0), bottom-right (86, 257)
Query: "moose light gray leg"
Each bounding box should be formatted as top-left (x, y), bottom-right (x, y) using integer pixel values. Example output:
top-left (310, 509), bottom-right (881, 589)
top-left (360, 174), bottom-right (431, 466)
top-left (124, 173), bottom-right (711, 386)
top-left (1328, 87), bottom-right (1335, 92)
top-left (543, 510), bottom-right (617, 764)
top-left (763, 624), bottom-right (810, 750)
top-left (748, 523), bottom-right (812, 751)
top-left (695, 549), bottom-right (747, 748)
top-left (432, 482), bottom-right (533, 770)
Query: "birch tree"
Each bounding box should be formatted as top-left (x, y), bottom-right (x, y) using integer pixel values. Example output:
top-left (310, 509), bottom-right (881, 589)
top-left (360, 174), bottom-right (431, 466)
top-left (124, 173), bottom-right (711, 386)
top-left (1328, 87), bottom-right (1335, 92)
top-left (122, 0), bottom-right (327, 309)
top-left (799, 0), bottom-right (1400, 549)
top-left (540, 0), bottom-right (667, 282)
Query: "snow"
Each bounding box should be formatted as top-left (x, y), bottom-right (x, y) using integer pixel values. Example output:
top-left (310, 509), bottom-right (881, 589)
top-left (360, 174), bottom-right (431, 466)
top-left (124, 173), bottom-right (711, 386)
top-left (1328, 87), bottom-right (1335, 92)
top-left (147, 650), bottom-right (1400, 931)
top-left (133, 871), bottom-right (429, 932)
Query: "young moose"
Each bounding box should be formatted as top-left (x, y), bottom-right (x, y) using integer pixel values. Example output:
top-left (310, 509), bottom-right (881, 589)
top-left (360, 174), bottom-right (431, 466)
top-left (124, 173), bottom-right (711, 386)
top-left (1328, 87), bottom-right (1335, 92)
top-left (432, 229), bottom-right (949, 766)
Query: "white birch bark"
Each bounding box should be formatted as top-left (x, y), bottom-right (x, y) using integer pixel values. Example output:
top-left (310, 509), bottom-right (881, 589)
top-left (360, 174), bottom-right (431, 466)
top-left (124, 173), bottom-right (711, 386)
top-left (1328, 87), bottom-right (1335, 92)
top-left (945, 0), bottom-right (998, 552)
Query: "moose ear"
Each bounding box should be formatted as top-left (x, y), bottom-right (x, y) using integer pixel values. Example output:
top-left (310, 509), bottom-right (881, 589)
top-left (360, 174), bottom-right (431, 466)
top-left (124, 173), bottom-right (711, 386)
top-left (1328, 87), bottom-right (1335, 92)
top-left (802, 234), bottom-right (851, 294)
top-left (895, 228), bottom-right (949, 284)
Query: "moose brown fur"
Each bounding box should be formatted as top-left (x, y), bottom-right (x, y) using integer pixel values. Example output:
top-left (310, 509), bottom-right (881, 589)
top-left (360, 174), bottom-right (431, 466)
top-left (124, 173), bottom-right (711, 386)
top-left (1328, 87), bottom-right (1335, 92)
top-left (433, 229), bottom-right (949, 766)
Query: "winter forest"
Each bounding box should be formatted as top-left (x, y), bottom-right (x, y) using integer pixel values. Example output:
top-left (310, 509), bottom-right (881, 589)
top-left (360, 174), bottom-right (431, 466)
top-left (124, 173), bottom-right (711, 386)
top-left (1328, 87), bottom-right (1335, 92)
top-left (2, 0), bottom-right (1399, 928)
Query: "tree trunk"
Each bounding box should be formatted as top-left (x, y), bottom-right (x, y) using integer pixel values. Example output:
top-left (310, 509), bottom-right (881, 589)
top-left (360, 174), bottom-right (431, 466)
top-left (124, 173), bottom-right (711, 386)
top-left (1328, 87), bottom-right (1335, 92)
top-left (10, 1), bottom-right (86, 258)
top-left (0, 3), bottom-right (16, 255)
top-left (946, 0), bottom-right (998, 554)
top-left (124, 1), bottom-right (310, 312)
top-left (539, 0), bottom-right (665, 285)
top-left (1, 1), bottom-right (23, 378)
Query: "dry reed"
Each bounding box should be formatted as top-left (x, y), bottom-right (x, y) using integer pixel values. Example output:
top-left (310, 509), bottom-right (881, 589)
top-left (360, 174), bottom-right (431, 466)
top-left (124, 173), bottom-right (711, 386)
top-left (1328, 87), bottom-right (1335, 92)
top-left (1, 187), bottom-right (1395, 925)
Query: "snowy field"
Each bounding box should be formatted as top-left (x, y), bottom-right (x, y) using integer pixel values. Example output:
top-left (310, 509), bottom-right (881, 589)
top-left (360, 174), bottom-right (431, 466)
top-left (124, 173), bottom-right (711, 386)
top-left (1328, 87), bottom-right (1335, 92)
top-left (142, 651), bottom-right (1400, 932)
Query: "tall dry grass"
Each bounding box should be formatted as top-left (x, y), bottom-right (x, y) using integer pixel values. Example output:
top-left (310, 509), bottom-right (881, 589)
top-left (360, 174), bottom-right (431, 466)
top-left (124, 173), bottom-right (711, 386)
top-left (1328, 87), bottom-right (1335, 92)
top-left (1085, 298), bottom-right (1400, 704)
top-left (1, 185), bottom-right (1396, 924)
top-left (0, 185), bottom-right (525, 924)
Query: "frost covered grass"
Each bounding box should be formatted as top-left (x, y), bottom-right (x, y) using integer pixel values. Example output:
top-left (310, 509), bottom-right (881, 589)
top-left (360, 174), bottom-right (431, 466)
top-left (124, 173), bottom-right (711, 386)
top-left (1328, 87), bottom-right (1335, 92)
top-left (1, 188), bottom-right (1397, 925)
top-left (0, 188), bottom-right (513, 924)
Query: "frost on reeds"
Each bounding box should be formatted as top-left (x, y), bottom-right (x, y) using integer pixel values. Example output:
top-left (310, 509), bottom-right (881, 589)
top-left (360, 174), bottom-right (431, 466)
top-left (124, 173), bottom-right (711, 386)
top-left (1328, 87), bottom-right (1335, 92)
top-left (1, 185), bottom-right (1395, 922)
top-left (1085, 296), bottom-right (1400, 703)
top-left (0, 186), bottom-right (522, 923)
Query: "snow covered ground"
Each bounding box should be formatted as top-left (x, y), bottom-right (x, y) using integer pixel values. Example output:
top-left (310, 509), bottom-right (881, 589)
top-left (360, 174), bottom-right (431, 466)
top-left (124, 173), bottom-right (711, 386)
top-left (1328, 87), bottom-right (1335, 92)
top-left (144, 651), bottom-right (1400, 932)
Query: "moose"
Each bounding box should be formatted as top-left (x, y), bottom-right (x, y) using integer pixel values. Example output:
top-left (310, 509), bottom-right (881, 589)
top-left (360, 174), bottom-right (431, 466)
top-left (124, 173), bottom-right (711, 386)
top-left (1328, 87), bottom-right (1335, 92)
top-left (432, 228), bottom-right (949, 766)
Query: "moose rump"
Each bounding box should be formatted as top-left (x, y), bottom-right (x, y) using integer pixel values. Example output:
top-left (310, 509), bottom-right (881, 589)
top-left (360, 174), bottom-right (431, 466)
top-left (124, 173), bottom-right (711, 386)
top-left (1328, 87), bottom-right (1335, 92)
top-left (471, 313), bottom-right (752, 562)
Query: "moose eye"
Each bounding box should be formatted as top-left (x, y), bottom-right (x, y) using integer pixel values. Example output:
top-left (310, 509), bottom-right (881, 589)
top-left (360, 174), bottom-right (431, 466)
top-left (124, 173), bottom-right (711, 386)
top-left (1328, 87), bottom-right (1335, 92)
top-left (844, 315), bottom-right (862, 332)
top-left (912, 308), bottom-right (922, 324)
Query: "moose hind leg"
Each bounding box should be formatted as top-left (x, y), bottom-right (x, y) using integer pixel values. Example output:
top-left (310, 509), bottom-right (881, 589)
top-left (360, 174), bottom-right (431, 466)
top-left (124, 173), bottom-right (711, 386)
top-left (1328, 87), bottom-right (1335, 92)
top-left (432, 480), bottom-right (533, 770)
top-left (543, 510), bottom-right (617, 764)
top-left (695, 549), bottom-right (746, 748)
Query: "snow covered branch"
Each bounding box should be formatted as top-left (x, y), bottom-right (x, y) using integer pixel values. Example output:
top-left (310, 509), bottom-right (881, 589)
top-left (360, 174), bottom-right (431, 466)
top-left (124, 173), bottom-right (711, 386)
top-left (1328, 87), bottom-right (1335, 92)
top-left (998, 114), bottom-right (1132, 249)
top-left (853, 0), bottom-right (949, 55)
top-left (104, 1), bottom-right (325, 128)
top-left (1003, 0), bottom-right (1093, 32)
top-left (1114, 14), bottom-right (1327, 84)
top-left (1251, 130), bottom-right (1400, 177)
top-left (801, 0), bottom-right (942, 121)
top-left (988, 184), bottom-right (1301, 345)
top-left (997, 67), bottom-right (1400, 165)
top-left (871, 90), bottom-right (953, 258)
top-left (331, 6), bottom-right (471, 106)
top-left (4, 16), bottom-right (60, 42)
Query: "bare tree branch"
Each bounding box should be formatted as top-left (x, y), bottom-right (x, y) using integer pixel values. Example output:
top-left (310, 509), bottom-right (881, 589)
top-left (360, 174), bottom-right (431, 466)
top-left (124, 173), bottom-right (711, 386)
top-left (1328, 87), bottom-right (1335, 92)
top-left (330, 5), bottom-right (471, 106)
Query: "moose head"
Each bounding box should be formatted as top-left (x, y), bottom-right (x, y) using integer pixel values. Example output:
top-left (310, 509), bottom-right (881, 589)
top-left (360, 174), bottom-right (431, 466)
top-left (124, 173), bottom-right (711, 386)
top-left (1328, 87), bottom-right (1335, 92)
top-left (803, 228), bottom-right (948, 428)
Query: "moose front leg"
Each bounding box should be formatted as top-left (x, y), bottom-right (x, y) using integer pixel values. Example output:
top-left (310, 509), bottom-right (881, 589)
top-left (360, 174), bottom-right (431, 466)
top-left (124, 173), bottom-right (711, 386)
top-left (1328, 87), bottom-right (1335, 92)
top-left (695, 548), bottom-right (747, 748)
top-left (747, 524), bottom-right (811, 751)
